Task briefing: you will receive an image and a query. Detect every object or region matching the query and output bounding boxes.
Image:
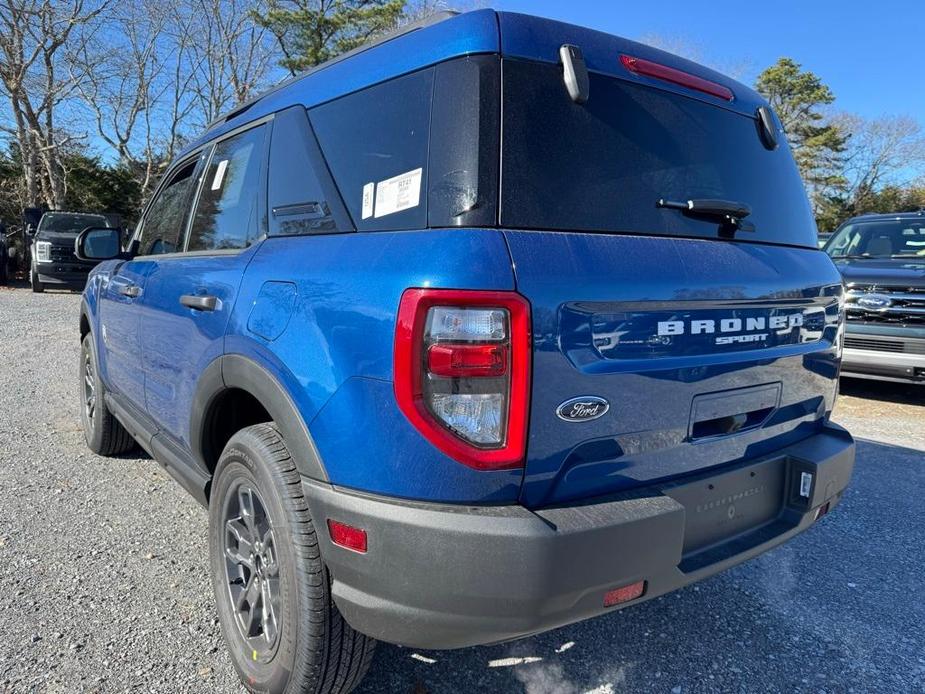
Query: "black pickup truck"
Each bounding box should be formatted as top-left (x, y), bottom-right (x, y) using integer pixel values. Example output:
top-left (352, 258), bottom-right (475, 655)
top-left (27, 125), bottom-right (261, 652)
top-left (30, 211), bottom-right (114, 292)
top-left (825, 211), bottom-right (925, 384)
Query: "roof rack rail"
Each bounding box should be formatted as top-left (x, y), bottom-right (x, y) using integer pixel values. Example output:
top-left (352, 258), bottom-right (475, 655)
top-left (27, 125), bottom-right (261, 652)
top-left (207, 10), bottom-right (460, 131)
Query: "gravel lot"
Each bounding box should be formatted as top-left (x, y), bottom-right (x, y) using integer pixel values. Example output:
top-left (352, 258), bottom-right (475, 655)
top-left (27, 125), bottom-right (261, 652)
top-left (1, 285), bottom-right (923, 694)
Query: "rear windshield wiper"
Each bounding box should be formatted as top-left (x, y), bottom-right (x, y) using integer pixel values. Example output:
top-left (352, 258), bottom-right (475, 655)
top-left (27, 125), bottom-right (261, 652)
top-left (657, 198), bottom-right (755, 234)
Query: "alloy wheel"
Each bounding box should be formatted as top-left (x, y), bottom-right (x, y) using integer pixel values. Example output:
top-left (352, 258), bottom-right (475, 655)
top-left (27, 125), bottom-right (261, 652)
top-left (222, 482), bottom-right (281, 660)
top-left (83, 347), bottom-right (96, 425)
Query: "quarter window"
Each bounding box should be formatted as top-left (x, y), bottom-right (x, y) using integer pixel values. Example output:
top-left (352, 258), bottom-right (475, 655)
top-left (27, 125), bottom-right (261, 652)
top-left (310, 68), bottom-right (434, 232)
top-left (188, 124), bottom-right (268, 252)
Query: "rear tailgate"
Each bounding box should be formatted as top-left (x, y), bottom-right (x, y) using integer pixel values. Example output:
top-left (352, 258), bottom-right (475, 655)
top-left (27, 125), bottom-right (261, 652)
top-left (495, 14), bottom-right (844, 507)
top-left (508, 232), bottom-right (843, 507)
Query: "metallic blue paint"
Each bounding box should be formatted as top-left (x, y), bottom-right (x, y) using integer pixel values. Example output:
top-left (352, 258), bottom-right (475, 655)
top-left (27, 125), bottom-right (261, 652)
top-left (138, 246), bottom-right (259, 450)
top-left (224, 229), bottom-right (521, 502)
top-left (503, 231), bottom-right (844, 507)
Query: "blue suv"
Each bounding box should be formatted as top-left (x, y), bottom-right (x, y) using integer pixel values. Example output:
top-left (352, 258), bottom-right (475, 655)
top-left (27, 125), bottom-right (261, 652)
top-left (76, 10), bottom-right (855, 693)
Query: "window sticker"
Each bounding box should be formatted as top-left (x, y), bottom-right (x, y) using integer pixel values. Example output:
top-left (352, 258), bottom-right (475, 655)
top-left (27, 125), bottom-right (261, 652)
top-left (362, 182), bottom-right (375, 220)
top-left (211, 159), bottom-right (229, 191)
top-left (374, 168), bottom-right (422, 219)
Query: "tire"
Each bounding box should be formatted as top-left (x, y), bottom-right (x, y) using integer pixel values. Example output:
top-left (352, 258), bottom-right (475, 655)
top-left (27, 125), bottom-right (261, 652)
top-left (210, 424), bottom-right (376, 694)
top-left (31, 266), bottom-right (44, 293)
top-left (80, 333), bottom-right (135, 455)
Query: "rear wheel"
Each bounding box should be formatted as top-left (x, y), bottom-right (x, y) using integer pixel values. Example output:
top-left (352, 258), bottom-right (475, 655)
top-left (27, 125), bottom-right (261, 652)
top-left (210, 424), bottom-right (376, 694)
top-left (80, 333), bottom-right (135, 455)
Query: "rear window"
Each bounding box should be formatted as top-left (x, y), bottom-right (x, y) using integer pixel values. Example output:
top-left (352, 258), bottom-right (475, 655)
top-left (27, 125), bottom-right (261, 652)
top-left (500, 60), bottom-right (816, 247)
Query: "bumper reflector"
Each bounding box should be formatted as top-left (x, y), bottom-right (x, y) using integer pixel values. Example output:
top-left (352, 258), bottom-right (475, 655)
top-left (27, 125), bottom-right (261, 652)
top-left (815, 502), bottom-right (831, 520)
top-left (327, 519), bottom-right (368, 553)
top-left (603, 580), bottom-right (646, 607)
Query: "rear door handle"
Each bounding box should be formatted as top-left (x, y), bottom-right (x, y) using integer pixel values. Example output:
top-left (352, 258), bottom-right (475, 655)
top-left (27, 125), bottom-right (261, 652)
top-left (117, 284), bottom-right (142, 298)
top-left (180, 294), bottom-right (218, 312)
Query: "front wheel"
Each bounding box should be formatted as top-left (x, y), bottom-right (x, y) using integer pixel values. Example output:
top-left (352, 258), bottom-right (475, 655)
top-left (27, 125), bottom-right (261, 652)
top-left (210, 424), bottom-right (376, 694)
top-left (80, 334), bottom-right (135, 455)
top-left (30, 266), bottom-right (44, 293)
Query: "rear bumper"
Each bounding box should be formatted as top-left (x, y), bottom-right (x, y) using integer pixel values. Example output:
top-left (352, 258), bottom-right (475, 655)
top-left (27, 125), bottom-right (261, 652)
top-left (304, 423), bottom-right (854, 650)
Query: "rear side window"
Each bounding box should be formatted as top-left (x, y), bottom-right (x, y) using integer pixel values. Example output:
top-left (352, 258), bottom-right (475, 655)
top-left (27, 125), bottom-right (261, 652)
top-left (138, 156), bottom-right (203, 256)
top-left (500, 60), bottom-right (817, 247)
top-left (310, 68), bottom-right (434, 232)
top-left (188, 124), bottom-right (268, 252)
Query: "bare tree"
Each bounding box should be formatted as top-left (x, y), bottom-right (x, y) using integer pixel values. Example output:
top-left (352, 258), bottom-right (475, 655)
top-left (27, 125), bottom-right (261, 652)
top-left (0, 0), bottom-right (108, 208)
top-left (834, 113), bottom-right (925, 209)
top-left (72, 0), bottom-right (172, 195)
top-left (184, 0), bottom-right (276, 127)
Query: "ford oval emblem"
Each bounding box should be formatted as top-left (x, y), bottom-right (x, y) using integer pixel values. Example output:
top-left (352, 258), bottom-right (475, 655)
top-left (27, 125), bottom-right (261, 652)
top-left (857, 293), bottom-right (892, 310)
top-left (556, 396), bottom-right (610, 422)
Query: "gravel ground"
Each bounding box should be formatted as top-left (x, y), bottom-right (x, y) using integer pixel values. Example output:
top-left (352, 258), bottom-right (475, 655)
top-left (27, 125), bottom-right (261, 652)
top-left (1, 285), bottom-right (923, 694)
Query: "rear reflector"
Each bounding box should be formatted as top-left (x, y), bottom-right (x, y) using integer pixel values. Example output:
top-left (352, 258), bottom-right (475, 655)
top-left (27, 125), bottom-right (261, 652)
top-left (603, 580), bottom-right (646, 607)
top-left (620, 54), bottom-right (734, 101)
top-left (814, 502), bottom-right (831, 520)
top-left (327, 520), bottom-right (367, 553)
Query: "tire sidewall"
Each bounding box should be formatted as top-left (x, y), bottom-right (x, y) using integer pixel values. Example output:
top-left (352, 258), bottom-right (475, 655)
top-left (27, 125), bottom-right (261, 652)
top-left (80, 334), bottom-right (105, 451)
top-left (209, 439), bottom-right (302, 694)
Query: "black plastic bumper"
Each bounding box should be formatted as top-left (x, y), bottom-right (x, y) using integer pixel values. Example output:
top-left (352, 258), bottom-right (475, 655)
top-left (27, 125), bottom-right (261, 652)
top-left (303, 423), bottom-right (855, 650)
top-left (35, 268), bottom-right (90, 288)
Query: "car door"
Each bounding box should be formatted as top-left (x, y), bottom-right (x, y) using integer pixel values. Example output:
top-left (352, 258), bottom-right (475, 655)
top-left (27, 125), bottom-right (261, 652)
top-left (139, 121), bottom-right (271, 455)
top-left (98, 157), bottom-right (205, 410)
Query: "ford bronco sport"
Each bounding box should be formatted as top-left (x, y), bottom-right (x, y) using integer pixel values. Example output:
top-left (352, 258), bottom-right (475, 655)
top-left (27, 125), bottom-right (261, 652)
top-left (76, 10), bottom-right (855, 693)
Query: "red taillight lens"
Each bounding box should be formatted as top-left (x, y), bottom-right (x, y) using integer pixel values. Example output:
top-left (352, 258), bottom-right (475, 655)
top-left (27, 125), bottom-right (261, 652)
top-left (394, 289), bottom-right (531, 470)
top-left (603, 580), bottom-right (646, 607)
top-left (620, 54), bottom-right (734, 101)
top-left (327, 519), bottom-right (367, 553)
top-left (427, 343), bottom-right (508, 378)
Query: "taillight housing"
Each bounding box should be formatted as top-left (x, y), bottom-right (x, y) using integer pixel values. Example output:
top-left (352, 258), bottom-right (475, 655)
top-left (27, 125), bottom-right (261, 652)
top-left (394, 289), bottom-right (531, 470)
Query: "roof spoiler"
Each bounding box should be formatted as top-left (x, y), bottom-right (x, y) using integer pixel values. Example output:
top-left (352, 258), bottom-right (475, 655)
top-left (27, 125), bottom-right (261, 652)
top-left (208, 10), bottom-right (461, 130)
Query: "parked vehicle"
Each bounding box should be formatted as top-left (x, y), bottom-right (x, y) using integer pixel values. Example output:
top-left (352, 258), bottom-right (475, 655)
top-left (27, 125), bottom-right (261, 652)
top-left (824, 211), bottom-right (925, 384)
top-left (30, 211), bottom-right (114, 292)
top-left (818, 231), bottom-right (833, 248)
top-left (75, 10), bottom-right (855, 694)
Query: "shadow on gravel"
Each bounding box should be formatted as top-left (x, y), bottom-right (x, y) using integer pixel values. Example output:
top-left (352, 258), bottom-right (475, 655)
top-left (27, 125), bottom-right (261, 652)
top-left (355, 438), bottom-right (925, 694)
top-left (839, 376), bottom-right (925, 406)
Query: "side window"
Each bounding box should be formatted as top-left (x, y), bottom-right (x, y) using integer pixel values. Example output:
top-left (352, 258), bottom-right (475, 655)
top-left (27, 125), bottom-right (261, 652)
top-left (187, 124), bottom-right (268, 252)
top-left (137, 156), bottom-right (203, 256)
top-left (309, 67), bottom-right (434, 231)
top-left (267, 106), bottom-right (345, 236)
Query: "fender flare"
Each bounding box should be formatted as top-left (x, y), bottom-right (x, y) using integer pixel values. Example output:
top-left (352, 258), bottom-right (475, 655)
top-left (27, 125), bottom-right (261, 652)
top-left (189, 354), bottom-right (329, 483)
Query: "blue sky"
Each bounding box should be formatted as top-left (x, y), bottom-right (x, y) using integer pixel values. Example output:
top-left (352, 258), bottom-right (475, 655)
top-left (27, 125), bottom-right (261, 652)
top-left (494, 0), bottom-right (924, 121)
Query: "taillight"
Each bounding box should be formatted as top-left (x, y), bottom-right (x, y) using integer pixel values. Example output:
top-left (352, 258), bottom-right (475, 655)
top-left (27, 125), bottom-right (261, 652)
top-left (394, 289), bottom-right (531, 470)
top-left (620, 54), bottom-right (734, 101)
